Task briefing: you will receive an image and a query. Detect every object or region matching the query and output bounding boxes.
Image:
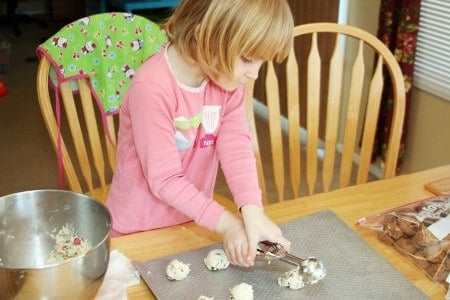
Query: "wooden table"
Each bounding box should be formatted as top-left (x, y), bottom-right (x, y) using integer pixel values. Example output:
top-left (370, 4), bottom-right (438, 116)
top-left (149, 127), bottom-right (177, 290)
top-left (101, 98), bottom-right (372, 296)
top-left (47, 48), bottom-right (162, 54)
top-left (107, 164), bottom-right (450, 299)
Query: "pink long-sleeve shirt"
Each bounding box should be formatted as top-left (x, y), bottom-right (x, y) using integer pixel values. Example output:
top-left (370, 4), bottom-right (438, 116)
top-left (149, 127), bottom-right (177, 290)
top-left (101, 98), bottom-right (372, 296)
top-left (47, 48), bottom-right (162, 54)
top-left (106, 46), bottom-right (262, 234)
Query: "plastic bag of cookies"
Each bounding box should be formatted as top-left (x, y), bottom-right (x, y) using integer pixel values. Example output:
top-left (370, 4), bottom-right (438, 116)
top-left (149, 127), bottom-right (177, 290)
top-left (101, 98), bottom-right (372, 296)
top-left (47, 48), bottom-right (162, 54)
top-left (358, 195), bottom-right (450, 288)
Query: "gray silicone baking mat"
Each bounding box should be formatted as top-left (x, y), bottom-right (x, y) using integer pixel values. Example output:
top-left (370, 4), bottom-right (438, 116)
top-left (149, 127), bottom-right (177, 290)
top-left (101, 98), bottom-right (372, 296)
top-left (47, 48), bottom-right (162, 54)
top-left (134, 209), bottom-right (427, 299)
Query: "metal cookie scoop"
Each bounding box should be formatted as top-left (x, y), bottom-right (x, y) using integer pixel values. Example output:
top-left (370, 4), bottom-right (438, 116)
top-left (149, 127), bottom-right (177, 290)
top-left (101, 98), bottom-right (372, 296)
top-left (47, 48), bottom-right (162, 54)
top-left (256, 240), bottom-right (327, 284)
top-left (256, 240), bottom-right (304, 269)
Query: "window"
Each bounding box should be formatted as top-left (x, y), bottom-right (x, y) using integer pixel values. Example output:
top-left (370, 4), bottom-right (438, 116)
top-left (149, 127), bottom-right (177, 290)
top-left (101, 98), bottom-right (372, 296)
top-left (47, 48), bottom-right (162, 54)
top-left (414, 0), bottom-right (450, 101)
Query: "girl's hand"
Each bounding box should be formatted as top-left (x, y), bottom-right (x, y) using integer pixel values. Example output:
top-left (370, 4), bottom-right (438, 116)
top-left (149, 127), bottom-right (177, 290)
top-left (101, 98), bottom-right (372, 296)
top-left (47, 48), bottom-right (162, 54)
top-left (215, 210), bottom-right (253, 267)
top-left (240, 204), bottom-right (291, 263)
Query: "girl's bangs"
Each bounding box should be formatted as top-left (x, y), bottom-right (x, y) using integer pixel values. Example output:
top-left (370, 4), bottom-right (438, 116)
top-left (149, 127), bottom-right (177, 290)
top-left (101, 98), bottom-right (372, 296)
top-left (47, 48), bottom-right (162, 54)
top-left (242, 28), bottom-right (292, 62)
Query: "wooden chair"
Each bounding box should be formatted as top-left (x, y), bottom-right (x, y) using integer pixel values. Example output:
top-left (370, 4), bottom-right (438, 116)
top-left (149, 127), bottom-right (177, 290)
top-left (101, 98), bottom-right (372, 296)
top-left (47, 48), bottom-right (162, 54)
top-left (245, 23), bottom-right (406, 204)
top-left (37, 55), bottom-right (235, 209)
top-left (36, 13), bottom-right (168, 203)
top-left (36, 56), bottom-right (117, 201)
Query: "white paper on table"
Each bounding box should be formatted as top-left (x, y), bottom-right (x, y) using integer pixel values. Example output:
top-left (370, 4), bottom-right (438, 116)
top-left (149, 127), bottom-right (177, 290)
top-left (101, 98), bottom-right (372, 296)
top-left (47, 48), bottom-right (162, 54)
top-left (96, 249), bottom-right (140, 300)
top-left (427, 214), bottom-right (450, 240)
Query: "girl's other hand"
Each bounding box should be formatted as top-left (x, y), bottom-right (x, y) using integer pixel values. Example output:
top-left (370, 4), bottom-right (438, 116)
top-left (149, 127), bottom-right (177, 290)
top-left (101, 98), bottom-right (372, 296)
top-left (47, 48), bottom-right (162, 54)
top-left (240, 204), bottom-right (291, 262)
top-left (215, 210), bottom-right (253, 267)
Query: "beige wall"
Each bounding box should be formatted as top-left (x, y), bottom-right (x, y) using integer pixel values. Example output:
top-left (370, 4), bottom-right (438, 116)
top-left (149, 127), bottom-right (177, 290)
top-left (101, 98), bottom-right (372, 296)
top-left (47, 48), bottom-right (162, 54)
top-left (402, 89), bottom-right (450, 173)
top-left (346, 0), bottom-right (450, 174)
top-left (345, 0), bottom-right (380, 33)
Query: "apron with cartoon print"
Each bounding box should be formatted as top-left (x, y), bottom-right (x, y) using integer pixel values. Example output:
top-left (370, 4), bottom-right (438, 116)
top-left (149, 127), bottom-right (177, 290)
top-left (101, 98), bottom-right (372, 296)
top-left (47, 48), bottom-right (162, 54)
top-left (37, 12), bottom-right (168, 114)
top-left (36, 12), bottom-right (168, 188)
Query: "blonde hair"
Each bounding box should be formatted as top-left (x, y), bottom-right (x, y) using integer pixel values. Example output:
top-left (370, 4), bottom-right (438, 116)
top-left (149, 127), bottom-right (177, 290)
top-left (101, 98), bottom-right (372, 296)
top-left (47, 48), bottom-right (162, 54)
top-left (164, 0), bottom-right (294, 80)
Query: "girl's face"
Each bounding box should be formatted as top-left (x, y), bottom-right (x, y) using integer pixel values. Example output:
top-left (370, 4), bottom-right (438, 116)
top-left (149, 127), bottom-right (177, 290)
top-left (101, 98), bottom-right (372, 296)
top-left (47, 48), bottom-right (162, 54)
top-left (214, 56), bottom-right (264, 91)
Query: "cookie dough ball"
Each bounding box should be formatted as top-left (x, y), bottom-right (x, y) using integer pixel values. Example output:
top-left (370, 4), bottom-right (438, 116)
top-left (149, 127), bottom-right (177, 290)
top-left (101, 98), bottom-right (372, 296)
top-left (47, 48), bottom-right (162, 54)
top-left (204, 249), bottom-right (230, 271)
top-left (301, 258), bottom-right (326, 284)
top-left (229, 282), bottom-right (253, 300)
top-left (166, 259), bottom-right (190, 281)
top-left (278, 269), bottom-right (305, 290)
top-left (197, 296), bottom-right (214, 300)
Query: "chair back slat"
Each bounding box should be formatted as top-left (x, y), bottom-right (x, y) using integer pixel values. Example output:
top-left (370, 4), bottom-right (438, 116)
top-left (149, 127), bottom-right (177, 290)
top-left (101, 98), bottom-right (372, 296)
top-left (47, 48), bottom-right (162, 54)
top-left (339, 40), bottom-right (365, 188)
top-left (286, 46), bottom-right (301, 198)
top-left (60, 80), bottom-right (95, 191)
top-left (265, 61), bottom-right (285, 201)
top-left (78, 78), bottom-right (107, 188)
top-left (245, 80), bottom-right (268, 204)
top-left (305, 32), bottom-right (321, 195)
top-left (357, 56), bottom-right (384, 183)
top-left (322, 34), bottom-right (344, 192)
top-left (105, 115), bottom-right (117, 171)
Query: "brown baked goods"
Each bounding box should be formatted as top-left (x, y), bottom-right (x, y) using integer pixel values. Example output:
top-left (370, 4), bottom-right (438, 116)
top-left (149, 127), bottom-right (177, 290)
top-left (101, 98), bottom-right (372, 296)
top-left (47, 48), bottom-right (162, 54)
top-left (423, 243), bottom-right (446, 263)
top-left (358, 195), bottom-right (450, 288)
top-left (434, 261), bottom-right (450, 282)
top-left (397, 215), bottom-right (420, 236)
top-left (377, 232), bottom-right (394, 246)
top-left (412, 226), bottom-right (439, 248)
top-left (445, 254), bottom-right (450, 270)
top-left (383, 218), bottom-right (404, 240)
top-left (396, 238), bottom-right (417, 254)
top-left (411, 252), bottom-right (431, 269)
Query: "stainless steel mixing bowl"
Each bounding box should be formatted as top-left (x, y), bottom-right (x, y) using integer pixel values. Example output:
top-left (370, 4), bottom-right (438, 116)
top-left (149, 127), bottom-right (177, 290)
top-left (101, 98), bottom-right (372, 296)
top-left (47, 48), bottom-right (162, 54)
top-left (0, 190), bottom-right (111, 299)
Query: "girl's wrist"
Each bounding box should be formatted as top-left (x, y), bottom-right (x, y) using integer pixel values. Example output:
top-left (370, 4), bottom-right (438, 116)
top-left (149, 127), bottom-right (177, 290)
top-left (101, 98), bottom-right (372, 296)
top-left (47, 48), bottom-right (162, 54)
top-left (240, 204), bottom-right (263, 216)
top-left (215, 210), bottom-right (240, 234)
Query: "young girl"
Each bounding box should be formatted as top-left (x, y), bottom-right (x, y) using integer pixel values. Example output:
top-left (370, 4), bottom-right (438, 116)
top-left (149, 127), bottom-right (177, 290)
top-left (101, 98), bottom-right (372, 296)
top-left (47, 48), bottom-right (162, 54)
top-left (106, 0), bottom-right (294, 267)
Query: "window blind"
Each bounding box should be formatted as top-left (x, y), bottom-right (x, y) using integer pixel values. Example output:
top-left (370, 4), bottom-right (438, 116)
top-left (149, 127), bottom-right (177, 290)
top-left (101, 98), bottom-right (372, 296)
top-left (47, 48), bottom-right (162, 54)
top-left (414, 0), bottom-right (450, 101)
